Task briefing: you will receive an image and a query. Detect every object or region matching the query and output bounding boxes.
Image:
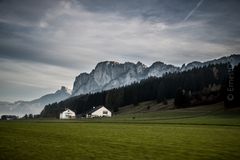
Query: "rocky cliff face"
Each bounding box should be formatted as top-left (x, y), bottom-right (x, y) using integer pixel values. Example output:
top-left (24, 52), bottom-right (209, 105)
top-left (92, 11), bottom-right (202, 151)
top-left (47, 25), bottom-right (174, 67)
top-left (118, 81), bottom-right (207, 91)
top-left (72, 61), bottom-right (179, 96)
top-left (72, 54), bottom-right (240, 96)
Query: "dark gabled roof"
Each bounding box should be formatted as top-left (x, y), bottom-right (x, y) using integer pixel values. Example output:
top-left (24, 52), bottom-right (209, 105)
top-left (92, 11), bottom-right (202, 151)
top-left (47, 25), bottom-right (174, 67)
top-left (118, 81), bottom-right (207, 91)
top-left (85, 105), bottom-right (105, 114)
top-left (61, 108), bottom-right (74, 113)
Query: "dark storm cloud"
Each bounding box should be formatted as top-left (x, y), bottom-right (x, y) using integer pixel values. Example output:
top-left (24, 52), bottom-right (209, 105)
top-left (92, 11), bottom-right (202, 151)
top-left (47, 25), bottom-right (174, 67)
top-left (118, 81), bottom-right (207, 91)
top-left (195, 0), bottom-right (240, 44)
top-left (0, 0), bottom-right (57, 26)
top-left (77, 0), bottom-right (240, 45)
top-left (0, 0), bottom-right (78, 68)
top-left (0, 0), bottom-right (239, 67)
top-left (0, 29), bottom-right (83, 69)
top-left (76, 0), bottom-right (197, 23)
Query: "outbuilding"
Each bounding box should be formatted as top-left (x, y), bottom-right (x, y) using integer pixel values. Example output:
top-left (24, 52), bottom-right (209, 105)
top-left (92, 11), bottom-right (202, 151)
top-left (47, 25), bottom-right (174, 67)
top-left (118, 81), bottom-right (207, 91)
top-left (60, 108), bottom-right (76, 119)
top-left (86, 106), bottom-right (112, 118)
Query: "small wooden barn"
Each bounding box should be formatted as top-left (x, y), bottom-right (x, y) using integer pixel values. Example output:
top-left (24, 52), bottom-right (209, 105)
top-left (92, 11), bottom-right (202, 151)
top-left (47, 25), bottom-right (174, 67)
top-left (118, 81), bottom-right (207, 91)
top-left (59, 108), bottom-right (76, 119)
top-left (86, 106), bottom-right (112, 118)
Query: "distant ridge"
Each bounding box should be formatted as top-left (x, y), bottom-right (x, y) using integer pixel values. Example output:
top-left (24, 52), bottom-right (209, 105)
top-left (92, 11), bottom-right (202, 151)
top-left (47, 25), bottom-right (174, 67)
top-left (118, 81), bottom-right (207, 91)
top-left (0, 86), bottom-right (71, 116)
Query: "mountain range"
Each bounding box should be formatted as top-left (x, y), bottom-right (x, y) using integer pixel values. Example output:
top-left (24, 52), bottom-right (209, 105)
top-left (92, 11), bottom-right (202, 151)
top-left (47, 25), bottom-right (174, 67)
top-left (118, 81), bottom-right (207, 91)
top-left (0, 86), bottom-right (71, 116)
top-left (0, 54), bottom-right (240, 116)
top-left (72, 54), bottom-right (240, 96)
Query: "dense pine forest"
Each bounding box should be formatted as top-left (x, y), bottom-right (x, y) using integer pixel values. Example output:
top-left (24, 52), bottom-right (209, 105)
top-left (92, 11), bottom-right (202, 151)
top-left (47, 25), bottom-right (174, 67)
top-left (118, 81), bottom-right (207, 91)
top-left (41, 63), bottom-right (240, 118)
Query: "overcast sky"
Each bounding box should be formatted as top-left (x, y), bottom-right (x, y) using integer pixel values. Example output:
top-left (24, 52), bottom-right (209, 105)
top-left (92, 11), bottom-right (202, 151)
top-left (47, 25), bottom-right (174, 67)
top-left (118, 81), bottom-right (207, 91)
top-left (0, 0), bottom-right (239, 102)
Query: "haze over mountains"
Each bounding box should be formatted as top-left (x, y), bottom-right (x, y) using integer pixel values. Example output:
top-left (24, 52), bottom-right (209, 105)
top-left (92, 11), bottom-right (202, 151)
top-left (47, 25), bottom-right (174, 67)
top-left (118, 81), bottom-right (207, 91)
top-left (0, 86), bottom-right (71, 116)
top-left (0, 54), bottom-right (240, 116)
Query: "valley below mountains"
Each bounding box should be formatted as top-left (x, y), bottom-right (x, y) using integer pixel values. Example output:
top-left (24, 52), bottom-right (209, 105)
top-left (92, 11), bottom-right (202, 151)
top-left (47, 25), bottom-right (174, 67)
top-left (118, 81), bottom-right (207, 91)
top-left (1, 54), bottom-right (240, 116)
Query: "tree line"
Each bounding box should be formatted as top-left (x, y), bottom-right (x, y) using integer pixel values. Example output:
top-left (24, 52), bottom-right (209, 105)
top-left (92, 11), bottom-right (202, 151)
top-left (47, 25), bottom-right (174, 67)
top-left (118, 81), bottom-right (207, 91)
top-left (41, 63), bottom-right (235, 118)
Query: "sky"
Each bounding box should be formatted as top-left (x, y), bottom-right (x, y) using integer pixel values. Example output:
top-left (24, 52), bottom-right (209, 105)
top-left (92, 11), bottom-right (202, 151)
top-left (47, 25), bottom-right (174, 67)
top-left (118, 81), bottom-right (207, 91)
top-left (0, 0), bottom-right (240, 102)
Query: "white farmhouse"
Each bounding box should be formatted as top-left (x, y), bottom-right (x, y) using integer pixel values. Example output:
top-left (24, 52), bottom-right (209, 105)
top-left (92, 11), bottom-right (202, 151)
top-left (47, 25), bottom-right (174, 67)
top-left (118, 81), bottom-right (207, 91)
top-left (60, 108), bottom-right (76, 119)
top-left (86, 106), bottom-right (112, 118)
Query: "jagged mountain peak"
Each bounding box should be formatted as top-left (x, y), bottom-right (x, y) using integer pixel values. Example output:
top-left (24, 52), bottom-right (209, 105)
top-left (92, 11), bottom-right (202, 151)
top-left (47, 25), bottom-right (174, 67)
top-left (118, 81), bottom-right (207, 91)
top-left (136, 61), bottom-right (144, 65)
top-left (150, 61), bottom-right (165, 67)
top-left (95, 61), bottom-right (120, 67)
top-left (1, 87), bottom-right (71, 116)
top-left (72, 54), bottom-right (240, 97)
top-left (55, 86), bottom-right (71, 95)
top-left (56, 86), bottom-right (66, 93)
top-left (72, 60), bottom-right (178, 96)
top-left (61, 86), bottom-right (67, 91)
top-left (181, 61), bottom-right (202, 71)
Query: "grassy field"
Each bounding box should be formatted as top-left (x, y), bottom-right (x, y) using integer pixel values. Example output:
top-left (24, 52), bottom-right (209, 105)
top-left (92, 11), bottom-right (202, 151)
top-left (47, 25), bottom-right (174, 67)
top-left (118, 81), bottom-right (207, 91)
top-left (0, 103), bottom-right (240, 160)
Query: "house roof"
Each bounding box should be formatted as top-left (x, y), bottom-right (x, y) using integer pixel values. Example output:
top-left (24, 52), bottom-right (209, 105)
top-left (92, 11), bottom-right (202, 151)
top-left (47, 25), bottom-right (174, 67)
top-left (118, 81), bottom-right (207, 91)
top-left (61, 108), bottom-right (75, 114)
top-left (85, 105), bottom-right (106, 114)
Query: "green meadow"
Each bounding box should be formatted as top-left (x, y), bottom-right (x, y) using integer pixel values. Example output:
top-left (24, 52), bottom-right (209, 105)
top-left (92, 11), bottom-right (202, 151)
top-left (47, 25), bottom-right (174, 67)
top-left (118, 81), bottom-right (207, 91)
top-left (1, 103), bottom-right (240, 160)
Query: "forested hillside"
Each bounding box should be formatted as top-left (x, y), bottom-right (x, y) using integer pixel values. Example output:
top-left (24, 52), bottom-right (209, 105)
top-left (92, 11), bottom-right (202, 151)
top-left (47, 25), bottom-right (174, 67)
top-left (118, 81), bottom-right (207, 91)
top-left (41, 63), bottom-right (239, 118)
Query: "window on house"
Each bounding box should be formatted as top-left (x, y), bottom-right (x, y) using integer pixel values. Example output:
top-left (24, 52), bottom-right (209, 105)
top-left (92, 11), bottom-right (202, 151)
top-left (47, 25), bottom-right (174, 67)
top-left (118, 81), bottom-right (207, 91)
top-left (103, 111), bottom-right (108, 114)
